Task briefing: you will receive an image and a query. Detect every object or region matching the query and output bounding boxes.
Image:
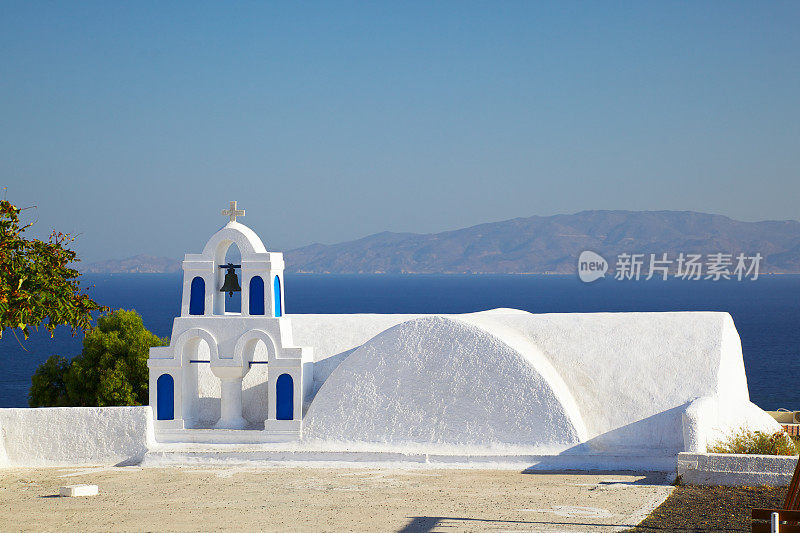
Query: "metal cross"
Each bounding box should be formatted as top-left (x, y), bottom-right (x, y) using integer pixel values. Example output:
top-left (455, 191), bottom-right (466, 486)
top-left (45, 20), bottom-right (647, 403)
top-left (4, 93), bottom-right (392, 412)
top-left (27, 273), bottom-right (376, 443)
top-left (221, 201), bottom-right (245, 222)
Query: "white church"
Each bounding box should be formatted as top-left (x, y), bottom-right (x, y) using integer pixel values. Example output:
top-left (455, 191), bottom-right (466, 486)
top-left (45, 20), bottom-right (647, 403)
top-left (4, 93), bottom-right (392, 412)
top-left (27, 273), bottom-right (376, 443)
top-left (144, 202), bottom-right (780, 465)
top-left (147, 202), bottom-right (313, 442)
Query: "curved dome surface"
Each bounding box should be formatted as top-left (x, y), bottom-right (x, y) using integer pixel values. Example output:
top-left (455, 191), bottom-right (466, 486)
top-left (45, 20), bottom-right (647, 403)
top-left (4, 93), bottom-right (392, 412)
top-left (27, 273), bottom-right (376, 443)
top-left (304, 316), bottom-right (585, 449)
top-left (201, 221), bottom-right (268, 257)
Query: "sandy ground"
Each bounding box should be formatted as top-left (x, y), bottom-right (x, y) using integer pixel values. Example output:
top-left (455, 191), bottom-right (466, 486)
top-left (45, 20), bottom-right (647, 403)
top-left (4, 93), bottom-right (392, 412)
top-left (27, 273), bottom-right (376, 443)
top-left (0, 466), bottom-right (673, 532)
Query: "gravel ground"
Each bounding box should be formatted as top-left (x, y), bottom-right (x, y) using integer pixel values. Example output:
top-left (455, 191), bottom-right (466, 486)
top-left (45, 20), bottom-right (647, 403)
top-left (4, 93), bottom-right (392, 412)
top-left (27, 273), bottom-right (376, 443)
top-left (625, 484), bottom-right (787, 532)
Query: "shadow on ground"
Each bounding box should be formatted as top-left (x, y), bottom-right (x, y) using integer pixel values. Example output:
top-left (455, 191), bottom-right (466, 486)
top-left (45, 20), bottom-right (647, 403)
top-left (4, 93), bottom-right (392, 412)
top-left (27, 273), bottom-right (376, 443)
top-left (520, 469), bottom-right (673, 485)
top-left (397, 516), bottom-right (632, 532)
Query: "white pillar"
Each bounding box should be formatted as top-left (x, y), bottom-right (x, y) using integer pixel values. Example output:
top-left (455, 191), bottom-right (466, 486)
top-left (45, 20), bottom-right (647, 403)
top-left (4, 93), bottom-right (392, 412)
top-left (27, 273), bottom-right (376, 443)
top-left (216, 377), bottom-right (247, 429)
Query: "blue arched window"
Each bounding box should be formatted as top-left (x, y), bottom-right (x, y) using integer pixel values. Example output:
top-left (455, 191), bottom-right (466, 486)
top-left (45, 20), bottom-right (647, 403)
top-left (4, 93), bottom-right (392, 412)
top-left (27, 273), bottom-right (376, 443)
top-left (189, 277), bottom-right (205, 315)
top-left (276, 373), bottom-right (293, 420)
top-left (156, 374), bottom-right (174, 420)
top-left (249, 276), bottom-right (265, 315)
top-left (274, 276), bottom-right (282, 317)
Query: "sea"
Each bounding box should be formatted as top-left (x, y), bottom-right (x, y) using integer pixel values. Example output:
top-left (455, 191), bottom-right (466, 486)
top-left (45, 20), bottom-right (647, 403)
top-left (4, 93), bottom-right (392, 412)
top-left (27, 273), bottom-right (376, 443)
top-left (1, 273), bottom-right (798, 411)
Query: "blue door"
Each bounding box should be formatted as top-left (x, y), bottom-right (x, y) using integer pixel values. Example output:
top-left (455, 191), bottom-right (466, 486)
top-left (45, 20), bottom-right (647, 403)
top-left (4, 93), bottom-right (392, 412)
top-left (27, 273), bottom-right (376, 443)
top-left (156, 374), bottom-right (174, 420)
top-left (249, 276), bottom-right (265, 315)
top-left (273, 276), bottom-right (282, 317)
top-left (276, 373), bottom-right (293, 420)
top-left (189, 277), bottom-right (205, 315)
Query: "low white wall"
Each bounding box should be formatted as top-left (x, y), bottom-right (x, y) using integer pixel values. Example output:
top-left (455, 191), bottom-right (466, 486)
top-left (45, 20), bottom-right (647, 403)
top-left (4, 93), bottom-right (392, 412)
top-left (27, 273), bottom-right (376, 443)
top-left (0, 420), bottom-right (7, 467)
top-left (0, 407), bottom-right (156, 467)
top-left (677, 452), bottom-right (798, 486)
top-left (682, 396), bottom-right (781, 452)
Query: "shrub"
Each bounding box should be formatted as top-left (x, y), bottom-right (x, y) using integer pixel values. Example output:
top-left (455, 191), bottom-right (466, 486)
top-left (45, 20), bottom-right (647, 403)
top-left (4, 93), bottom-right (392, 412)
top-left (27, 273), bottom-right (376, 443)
top-left (29, 354), bottom-right (71, 407)
top-left (708, 429), bottom-right (799, 456)
top-left (29, 309), bottom-right (168, 407)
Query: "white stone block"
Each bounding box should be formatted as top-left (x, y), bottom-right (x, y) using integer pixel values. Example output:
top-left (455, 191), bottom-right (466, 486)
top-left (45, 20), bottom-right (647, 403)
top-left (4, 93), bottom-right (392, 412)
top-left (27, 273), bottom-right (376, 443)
top-left (59, 484), bottom-right (99, 497)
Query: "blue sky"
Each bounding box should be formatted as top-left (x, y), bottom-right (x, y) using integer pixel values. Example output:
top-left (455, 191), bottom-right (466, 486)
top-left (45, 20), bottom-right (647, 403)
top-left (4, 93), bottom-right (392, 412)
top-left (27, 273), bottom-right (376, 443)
top-left (1, 1), bottom-right (798, 262)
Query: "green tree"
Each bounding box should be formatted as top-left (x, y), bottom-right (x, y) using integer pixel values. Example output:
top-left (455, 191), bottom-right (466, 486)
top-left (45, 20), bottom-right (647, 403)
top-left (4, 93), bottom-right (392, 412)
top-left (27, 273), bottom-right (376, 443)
top-left (29, 354), bottom-right (71, 407)
top-left (0, 199), bottom-right (107, 339)
top-left (29, 309), bottom-right (169, 407)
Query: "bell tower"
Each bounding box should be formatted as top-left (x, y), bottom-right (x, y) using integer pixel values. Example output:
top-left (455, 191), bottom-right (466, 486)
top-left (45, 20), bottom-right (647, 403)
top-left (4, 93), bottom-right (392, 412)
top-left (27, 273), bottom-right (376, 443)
top-left (147, 201), bottom-right (312, 441)
top-left (178, 201), bottom-right (285, 319)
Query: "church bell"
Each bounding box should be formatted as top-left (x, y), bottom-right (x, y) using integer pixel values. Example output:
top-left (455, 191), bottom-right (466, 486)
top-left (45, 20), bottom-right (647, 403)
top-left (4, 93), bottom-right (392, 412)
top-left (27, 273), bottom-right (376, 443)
top-left (219, 263), bottom-right (242, 296)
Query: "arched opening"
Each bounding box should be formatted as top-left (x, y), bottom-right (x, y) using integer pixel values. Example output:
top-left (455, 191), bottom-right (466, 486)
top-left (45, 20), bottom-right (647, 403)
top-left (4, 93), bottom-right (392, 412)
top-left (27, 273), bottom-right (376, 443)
top-left (189, 277), bottom-right (205, 315)
top-left (222, 243), bottom-right (241, 314)
top-left (276, 373), bottom-right (293, 420)
top-left (181, 336), bottom-right (220, 428)
top-left (274, 276), bottom-right (282, 317)
top-left (249, 276), bottom-right (265, 315)
top-left (156, 374), bottom-right (174, 420)
top-left (242, 338), bottom-right (269, 425)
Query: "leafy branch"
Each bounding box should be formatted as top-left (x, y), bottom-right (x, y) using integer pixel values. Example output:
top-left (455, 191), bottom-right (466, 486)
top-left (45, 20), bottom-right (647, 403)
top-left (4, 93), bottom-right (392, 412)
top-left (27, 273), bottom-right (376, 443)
top-left (0, 199), bottom-right (108, 340)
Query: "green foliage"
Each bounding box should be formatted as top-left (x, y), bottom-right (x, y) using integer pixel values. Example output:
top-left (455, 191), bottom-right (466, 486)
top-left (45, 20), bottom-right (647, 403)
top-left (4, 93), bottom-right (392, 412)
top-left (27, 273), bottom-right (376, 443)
top-left (0, 199), bottom-right (107, 340)
top-left (29, 354), bottom-right (71, 407)
top-left (28, 309), bottom-right (169, 407)
top-left (708, 429), bottom-right (800, 456)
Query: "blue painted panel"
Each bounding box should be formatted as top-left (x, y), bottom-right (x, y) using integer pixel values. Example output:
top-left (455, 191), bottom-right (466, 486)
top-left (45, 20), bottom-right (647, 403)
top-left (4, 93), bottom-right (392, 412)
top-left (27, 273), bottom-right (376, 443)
top-left (189, 277), bottom-right (205, 315)
top-left (156, 374), bottom-right (174, 420)
top-left (249, 276), bottom-right (265, 315)
top-left (274, 276), bottom-right (282, 317)
top-left (276, 373), bottom-right (293, 420)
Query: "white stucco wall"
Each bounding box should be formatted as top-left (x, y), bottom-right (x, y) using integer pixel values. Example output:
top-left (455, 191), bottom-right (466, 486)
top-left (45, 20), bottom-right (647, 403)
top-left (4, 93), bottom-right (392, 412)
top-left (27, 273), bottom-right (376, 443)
top-left (0, 420), bottom-right (8, 467)
top-left (0, 407), bottom-right (155, 467)
top-left (678, 452), bottom-right (797, 486)
top-left (304, 316), bottom-right (585, 450)
top-left (682, 395), bottom-right (781, 453)
top-left (295, 309), bottom-right (772, 456)
top-left (0, 309), bottom-right (779, 466)
top-left (458, 311), bottom-right (752, 453)
top-left (289, 313), bottom-right (423, 390)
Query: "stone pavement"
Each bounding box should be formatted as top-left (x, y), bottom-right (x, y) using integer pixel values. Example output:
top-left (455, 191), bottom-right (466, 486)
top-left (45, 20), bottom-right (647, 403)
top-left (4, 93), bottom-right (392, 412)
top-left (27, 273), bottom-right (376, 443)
top-left (0, 466), bottom-right (674, 532)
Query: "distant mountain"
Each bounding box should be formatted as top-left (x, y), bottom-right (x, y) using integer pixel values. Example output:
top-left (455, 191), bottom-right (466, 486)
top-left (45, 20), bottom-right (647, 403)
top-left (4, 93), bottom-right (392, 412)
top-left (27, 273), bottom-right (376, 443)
top-left (83, 211), bottom-right (800, 274)
top-left (283, 210), bottom-right (800, 274)
top-left (83, 254), bottom-right (181, 274)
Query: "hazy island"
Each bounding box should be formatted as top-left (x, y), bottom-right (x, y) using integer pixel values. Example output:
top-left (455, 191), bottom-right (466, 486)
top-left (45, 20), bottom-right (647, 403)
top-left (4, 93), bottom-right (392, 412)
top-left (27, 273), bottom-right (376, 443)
top-left (83, 210), bottom-right (800, 275)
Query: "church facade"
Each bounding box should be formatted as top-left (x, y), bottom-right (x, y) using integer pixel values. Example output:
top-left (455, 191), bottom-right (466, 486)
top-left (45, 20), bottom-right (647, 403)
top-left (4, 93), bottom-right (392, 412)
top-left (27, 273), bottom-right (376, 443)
top-left (147, 202), bottom-right (313, 442)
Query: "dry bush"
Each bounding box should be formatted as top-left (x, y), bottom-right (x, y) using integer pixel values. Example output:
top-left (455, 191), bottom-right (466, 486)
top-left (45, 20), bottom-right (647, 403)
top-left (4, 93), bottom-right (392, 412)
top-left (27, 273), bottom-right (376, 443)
top-left (708, 429), bottom-right (799, 455)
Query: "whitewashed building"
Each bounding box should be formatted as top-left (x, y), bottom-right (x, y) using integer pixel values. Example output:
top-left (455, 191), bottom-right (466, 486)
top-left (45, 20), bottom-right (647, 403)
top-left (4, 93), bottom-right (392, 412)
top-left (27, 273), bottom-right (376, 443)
top-left (143, 202), bottom-right (779, 467)
top-left (147, 202), bottom-right (313, 442)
